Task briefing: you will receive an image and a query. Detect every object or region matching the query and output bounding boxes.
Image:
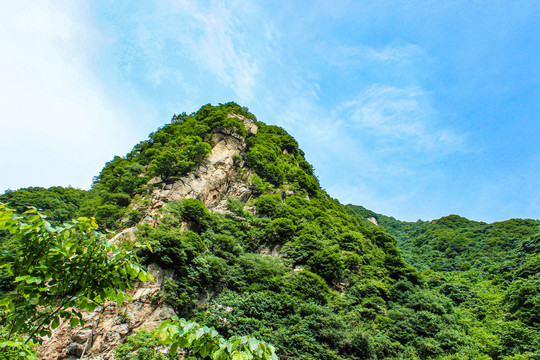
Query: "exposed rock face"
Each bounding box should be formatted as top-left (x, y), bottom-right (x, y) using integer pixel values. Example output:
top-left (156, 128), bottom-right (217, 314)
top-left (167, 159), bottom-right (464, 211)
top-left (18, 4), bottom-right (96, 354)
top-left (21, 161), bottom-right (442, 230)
top-left (146, 115), bottom-right (258, 223)
top-left (39, 115), bottom-right (258, 359)
top-left (150, 132), bottom-right (251, 214)
top-left (258, 244), bottom-right (284, 258)
top-left (367, 217), bottom-right (379, 226)
top-left (39, 264), bottom-right (175, 360)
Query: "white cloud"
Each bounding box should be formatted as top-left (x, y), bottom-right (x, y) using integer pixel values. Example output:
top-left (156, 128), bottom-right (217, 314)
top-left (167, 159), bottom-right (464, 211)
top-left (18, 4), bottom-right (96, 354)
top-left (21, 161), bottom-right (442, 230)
top-left (340, 84), bottom-right (465, 152)
top-left (329, 43), bottom-right (427, 68)
top-left (0, 1), bottom-right (148, 192)
top-left (149, 0), bottom-right (270, 103)
top-left (367, 43), bottom-right (426, 63)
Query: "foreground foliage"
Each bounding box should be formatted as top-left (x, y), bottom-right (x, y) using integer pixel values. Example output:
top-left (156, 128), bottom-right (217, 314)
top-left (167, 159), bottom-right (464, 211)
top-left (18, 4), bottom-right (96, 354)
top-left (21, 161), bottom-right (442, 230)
top-left (115, 320), bottom-right (278, 360)
top-left (157, 318), bottom-right (278, 360)
top-left (0, 205), bottom-right (151, 358)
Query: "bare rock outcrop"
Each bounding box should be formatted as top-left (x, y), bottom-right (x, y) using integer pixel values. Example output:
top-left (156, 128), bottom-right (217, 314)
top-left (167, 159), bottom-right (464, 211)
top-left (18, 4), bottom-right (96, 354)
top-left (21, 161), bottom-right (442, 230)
top-left (145, 114), bottom-right (258, 224)
top-left (39, 264), bottom-right (174, 360)
top-left (150, 132), bottom-right (250, 213)
top-left (367, 217), bottom-right (379, 226)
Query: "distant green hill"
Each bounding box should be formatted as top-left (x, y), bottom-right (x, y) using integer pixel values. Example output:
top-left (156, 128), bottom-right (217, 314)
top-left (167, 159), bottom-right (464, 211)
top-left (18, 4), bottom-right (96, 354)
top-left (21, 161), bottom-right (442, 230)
top-left (346, 205), bottom-right (539, 274)
top-left (0, 186), bottom-right (86, 224)
top-left (347, 204), bottom-right (540, 358)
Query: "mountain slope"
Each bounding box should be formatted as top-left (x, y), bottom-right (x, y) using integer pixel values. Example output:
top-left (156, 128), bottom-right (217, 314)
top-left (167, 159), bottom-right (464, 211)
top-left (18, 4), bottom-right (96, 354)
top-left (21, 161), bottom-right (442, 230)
top-left (347, 204), bottom-right (540, 359)
top-left (2, 103), bottom-right (537, 359)
top-left (86, 103), bottom-right (433, 359)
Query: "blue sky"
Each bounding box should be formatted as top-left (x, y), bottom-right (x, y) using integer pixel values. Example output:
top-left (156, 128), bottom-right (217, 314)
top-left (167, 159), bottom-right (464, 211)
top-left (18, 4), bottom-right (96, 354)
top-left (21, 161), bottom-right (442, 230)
top-left (1, 0), bottom-right (539, 222)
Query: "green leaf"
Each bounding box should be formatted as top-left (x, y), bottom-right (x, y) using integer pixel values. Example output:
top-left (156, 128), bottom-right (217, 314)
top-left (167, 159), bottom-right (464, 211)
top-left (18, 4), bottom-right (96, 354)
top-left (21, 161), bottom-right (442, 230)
top-left (14, 275), bottom-right (31, 282)
top-left (248, 338), bottom-right (259, 352)
top-left (27, 277), bottom-right (42, 284)
top-left (159, 330), bottom-right (169, 342)
top-left (225, 341), bottom-right (234, 354)
top-left (170, 342), bottom-right (179, 355)
top-left (213, 348), bottom-right (226, 360)
top-left (51, 316), bottom-right (60, 329)
top-left (169, 324), bottom-right (179, 337)
top-left (177, 336), bottom-right (190, 349)
top-left (200, 343), bottom-right (212, 358)
top-left (86, 302), bottom-right (98, 312)
top-left (27, 215), bottom-right (41, 222)
top-left (43, 221), bottom-right (55, 232)
top-left (69, 317), bottom-right (79, 327)
top-left (157, 319), bottom-right (171, 332)
top-left (116, 292), bottom-right (125, 306)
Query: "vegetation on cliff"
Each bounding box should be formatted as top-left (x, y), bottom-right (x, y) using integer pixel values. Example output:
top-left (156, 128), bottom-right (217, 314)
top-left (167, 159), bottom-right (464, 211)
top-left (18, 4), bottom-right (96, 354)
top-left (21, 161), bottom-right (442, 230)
top-left (1, 103), bottom-right (538, 359)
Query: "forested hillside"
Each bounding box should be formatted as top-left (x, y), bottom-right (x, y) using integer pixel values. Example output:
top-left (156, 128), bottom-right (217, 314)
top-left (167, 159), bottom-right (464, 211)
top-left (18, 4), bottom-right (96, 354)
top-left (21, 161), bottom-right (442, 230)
top-left (348, 205), bottom-right (540, 359)
top-left (1, 103), bottom-right (538, 359)
top-left (0, 187), bottom-right (86, 224)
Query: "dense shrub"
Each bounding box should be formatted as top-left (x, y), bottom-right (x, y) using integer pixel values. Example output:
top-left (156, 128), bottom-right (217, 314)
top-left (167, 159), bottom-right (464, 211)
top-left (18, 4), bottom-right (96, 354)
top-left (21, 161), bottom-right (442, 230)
top-left (307, 249), bottom-right (344, 283)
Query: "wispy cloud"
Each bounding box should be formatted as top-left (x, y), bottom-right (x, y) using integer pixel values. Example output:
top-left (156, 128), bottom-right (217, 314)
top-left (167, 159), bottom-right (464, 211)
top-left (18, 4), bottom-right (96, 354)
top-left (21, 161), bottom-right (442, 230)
top-left (340, 84), bottom-right (465, 152)
top-left (331, 43), bottom-right (427, 66)
top-left (133, 0), bottom-right (276, 104)
top-left (367, 43), bottom-right (427, 63)
top-left (181, 3), bottom-right (260, 101)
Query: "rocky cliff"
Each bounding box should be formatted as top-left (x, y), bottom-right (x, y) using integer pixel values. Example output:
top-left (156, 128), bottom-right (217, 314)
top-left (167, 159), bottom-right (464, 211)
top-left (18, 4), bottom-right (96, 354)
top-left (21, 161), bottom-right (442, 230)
top-left (148, 114), bottom-right (258, 216)
top-left (35, 103), bottom-right (441, 360)
top-left (39, 265), bottom-right (174, 360)
top-left (39, 114), bottom-right (258, 360)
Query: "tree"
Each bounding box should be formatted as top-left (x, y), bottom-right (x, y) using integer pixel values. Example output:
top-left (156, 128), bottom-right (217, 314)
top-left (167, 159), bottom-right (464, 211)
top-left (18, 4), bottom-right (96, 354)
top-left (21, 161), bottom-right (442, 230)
top-left (307, 249), bottom-right (344, 283)
top-left (0, 204), bottom-right (152, 358)
top-left (156, 318), bottom-right (278, 360)
top-left (169, 198), bottom-right (212, 231)
top-left (265, 218), bottom-right (296, 244)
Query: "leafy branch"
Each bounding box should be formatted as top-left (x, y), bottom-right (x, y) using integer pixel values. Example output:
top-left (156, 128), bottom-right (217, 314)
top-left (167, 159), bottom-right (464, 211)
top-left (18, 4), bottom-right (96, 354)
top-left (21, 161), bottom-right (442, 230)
top-left (0, 204), bottom-right (153, 358)
top-left (156, 318), bottom-right (279, 360)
